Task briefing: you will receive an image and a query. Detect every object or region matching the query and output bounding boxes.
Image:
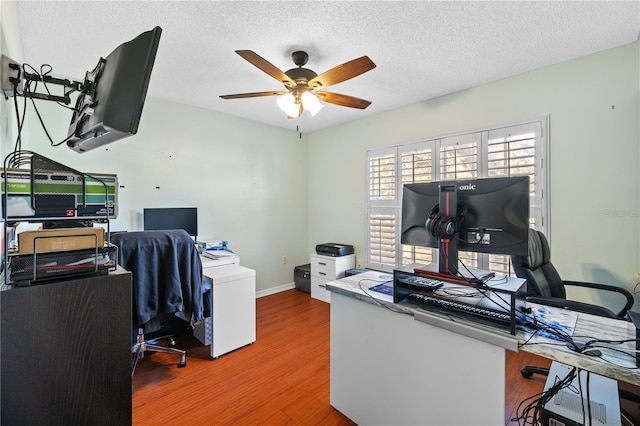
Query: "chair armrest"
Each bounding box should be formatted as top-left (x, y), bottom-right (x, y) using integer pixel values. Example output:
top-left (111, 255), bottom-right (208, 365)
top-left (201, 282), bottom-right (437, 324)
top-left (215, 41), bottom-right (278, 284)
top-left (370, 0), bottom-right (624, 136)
top-left (526, 295), bottom-right (619, 318)
top-left (562, 280), bottom-right (634, 319)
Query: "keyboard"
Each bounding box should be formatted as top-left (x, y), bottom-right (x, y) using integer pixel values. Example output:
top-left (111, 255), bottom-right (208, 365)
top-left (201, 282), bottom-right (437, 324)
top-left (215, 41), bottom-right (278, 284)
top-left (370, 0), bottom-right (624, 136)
top-left (407, 292), bottom-right (511, 324)
top-left (396, 275), bottom-right (444, 291)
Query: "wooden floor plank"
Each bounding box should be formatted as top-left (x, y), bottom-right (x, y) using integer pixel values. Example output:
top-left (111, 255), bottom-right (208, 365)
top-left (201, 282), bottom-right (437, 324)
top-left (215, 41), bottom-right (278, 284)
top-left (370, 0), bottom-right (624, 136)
top-left (504, 350), bottom-right (550, 425)
top-left (132, 289), bottom-right (354, 425)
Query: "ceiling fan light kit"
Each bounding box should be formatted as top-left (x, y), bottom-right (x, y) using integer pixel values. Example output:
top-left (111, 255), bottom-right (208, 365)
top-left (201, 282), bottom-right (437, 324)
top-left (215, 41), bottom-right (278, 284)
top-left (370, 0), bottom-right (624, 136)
top-left (277, 93), bottom-right (300, 118)
top-left (300, 91), bottom-right (323, 116)
top-left (220, 50), bottom-right (376, 119)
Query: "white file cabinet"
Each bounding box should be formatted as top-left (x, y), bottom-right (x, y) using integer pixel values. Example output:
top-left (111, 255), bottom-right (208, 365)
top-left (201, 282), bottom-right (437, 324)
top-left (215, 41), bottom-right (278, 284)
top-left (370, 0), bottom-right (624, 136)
top-left (310, 254), bottom-right (355, 303)
top-left (200, 264), bottom-right (256, 358)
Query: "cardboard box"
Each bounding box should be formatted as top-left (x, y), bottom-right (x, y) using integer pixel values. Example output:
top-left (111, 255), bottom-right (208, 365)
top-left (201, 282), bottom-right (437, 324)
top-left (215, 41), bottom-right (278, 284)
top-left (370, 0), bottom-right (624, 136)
top-left (18, 228), bottom-right (105, 254)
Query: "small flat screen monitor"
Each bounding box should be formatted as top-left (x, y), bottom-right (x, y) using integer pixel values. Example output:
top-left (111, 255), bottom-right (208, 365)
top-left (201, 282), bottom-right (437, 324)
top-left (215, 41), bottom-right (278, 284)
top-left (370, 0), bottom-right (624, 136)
top-left (401, 176), bottom-right (529, 258)
top-left (66, 26), bottom-right (162, 153)
top-left (143, 207), bottom-right (198, 239)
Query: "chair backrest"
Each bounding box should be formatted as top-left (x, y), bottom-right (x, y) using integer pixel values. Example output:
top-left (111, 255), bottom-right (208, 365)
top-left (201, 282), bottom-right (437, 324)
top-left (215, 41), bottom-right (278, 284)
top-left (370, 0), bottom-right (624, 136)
top-left (111, 229), bottom-right (203, 327)
top-left (511, 229), bottom-right (566, 298)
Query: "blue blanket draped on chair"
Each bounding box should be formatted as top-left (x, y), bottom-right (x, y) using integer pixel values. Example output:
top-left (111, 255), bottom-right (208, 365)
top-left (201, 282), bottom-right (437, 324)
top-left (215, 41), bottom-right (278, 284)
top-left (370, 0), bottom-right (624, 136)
top-left (111, 229), bottom-right (203, 328)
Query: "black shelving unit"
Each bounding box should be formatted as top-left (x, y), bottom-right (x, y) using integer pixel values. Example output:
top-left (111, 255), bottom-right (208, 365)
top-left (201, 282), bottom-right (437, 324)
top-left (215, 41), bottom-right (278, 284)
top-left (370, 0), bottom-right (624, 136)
top-left (2, 150), bottom-right (117, 286)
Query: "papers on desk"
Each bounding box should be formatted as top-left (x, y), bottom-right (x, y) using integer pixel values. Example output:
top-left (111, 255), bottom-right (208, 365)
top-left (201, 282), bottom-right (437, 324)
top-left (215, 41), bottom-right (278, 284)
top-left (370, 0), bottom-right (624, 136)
top-left (202, 250), bottom-right (237, 260)
top-left (523, 303), bottom-right (579, 343)
top-left (338, 270), bottom-right (394, 303)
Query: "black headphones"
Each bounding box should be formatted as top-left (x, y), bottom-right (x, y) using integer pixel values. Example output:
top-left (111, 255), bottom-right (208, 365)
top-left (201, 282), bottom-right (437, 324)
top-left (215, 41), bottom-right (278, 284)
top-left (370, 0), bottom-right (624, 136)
top-left (425, 204), bottom-right (456, 239)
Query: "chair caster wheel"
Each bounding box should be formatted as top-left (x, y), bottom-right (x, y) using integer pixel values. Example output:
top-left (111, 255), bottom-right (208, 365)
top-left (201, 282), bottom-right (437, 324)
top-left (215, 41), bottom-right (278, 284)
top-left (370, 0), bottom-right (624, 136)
top-left (178, 356), bottom-right (187, 368)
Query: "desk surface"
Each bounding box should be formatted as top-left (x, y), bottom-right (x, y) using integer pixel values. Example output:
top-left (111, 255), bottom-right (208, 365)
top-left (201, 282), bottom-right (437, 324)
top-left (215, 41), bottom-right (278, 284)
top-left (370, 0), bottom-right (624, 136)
top-left (327, 271), bottom-right (640, 386)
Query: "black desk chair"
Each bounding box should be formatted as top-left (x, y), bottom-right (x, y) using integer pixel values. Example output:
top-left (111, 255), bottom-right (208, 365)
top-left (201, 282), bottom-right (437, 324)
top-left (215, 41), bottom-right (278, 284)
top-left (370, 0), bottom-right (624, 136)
top-left (111, 230), bottom-right (203, 376)
top-left (511, 229), bottom-right (638, 424)
top-left (130, 326), bottom-right (186, 376)
top-left (511, 229), bottom-right (634, 320)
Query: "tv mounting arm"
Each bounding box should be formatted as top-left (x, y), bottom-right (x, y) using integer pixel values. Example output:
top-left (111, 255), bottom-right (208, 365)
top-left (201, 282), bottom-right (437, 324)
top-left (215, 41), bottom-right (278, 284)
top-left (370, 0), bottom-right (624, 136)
top-left (1, 54), bottom-right (89, 104)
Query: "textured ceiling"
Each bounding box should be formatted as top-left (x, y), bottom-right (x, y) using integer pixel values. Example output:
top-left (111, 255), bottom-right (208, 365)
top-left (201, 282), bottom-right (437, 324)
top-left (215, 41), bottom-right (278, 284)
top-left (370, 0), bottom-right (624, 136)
top-left (16, 1), bottom-right (640, 133)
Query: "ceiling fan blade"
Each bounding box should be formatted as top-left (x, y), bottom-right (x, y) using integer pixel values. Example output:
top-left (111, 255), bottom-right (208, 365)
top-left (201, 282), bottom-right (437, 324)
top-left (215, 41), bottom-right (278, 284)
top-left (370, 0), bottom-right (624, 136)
top-left (308, 56), bottom-right (376, 89)
top-left (235, 50), bottom-right (295, 87)
top-left (220, 90), bottom-right (286, 99)
top-left (316, 91), bottom-right (372, 109)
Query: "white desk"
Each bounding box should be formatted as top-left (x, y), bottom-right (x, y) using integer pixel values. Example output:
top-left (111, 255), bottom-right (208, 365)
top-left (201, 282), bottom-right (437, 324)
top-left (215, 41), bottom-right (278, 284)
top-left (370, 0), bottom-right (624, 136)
top-left (331, 291), bottom-right (505, 425)
top-left (327, 272), bottom-right (640, 425)
top-left (195, 254), bottom-right (256, 358)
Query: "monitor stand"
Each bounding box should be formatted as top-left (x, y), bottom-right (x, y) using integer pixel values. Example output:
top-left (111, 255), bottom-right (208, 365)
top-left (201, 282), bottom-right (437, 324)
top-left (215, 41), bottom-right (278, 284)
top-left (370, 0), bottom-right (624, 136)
top-left (413, 262), bottom-right (495, 284)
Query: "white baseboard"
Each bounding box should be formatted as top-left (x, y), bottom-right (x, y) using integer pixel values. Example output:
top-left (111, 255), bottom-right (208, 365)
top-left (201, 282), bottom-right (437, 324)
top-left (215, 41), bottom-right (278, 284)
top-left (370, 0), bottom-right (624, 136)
top-left (256, 282), bottom-right (296, 298)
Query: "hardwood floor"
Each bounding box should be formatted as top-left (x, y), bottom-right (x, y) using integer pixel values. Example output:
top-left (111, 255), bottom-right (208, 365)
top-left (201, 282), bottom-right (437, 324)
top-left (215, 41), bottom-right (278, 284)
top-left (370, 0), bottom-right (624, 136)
top-left (132, 289), bottom-right (635, 425)
top-left (504, 350), bottom-right (550, 425)
top-left (132, 289), bottom-right (355, 425)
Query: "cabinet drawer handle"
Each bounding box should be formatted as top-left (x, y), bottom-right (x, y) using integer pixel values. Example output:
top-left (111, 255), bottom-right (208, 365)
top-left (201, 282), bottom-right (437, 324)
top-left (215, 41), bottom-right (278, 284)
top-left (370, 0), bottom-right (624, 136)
top-left (319, 262), bottom-right (327, 266)
top-left (319, 284), bottom-right (326, 288)
top-left (319, 272), bottom-right (327, 276)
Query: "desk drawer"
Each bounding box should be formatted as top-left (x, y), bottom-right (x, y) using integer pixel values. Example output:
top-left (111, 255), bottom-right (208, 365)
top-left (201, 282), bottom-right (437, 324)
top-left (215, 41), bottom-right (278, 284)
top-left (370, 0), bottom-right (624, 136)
top-left (311, 276), bottom-right (331, 303)
top-left (311, 257), bottom-right (337, 279)
top-left (310, 254), bottom-right (355, 280)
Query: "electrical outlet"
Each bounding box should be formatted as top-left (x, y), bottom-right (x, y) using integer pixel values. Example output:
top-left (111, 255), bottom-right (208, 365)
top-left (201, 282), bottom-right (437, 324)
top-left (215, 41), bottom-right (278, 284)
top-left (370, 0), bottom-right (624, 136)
top-left (1, 54), bottom-right (23, 97)
top-left (282, 255), bottom-right (288, 265)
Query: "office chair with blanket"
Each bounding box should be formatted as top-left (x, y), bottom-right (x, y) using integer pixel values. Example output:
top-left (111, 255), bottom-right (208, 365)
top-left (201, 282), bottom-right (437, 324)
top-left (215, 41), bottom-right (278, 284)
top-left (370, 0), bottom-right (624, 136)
top-left (111, 229), bottom-right (203, 376)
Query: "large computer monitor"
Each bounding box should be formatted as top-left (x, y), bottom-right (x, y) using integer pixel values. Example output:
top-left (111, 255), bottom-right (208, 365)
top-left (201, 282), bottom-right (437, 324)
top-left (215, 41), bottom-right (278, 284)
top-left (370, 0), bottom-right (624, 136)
top-left (143, 207), bottom-right (198, 239)
top-left (66, 26), bottom-right (162, 153)
top-left (401, 176), bottom-right (529, 276)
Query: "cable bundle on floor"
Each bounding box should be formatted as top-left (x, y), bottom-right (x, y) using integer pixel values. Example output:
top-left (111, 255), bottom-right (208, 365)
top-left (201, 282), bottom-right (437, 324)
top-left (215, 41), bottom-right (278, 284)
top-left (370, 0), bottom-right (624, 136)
top-left (511, 366), bottom-right (578, 425)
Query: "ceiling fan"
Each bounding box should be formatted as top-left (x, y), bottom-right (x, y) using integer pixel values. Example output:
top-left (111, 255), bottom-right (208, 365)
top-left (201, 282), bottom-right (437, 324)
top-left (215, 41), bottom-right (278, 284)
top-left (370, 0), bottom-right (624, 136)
top-left (219, 50), bottom-right (376, 118)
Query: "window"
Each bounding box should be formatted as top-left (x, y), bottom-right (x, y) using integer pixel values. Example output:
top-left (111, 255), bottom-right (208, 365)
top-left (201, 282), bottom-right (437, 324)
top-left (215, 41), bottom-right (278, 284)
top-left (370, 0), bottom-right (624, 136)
top-left (365, 118), bottom-right (548, 275)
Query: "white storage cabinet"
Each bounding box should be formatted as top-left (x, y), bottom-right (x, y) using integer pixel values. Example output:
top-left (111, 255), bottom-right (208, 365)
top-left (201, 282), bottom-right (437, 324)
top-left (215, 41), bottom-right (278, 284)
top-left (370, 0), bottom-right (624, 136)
top-left (310, 254), bottom-right (355, 303)
top-left (201, 264), bottom-right (256, 358)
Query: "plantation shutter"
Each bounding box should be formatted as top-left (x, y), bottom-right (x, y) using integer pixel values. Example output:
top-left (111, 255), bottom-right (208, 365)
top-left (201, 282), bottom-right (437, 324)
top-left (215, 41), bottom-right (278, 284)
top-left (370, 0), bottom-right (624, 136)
top-left (439, 134), bottom-right (480, 269)
top-left (439, 134), bottom-right (479, 181)
top-left (486, 122), bottom-right (543, 275)
top-left (368, 210), bottom-right (397, 267)
top-left (399, 142), bottom-right (435, 265)
top-left (366, 149), bottom-right (397, 270)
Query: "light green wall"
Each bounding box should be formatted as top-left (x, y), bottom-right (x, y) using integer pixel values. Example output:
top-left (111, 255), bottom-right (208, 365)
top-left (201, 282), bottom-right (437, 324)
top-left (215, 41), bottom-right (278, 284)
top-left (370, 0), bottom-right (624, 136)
top-left (21, 98), bottom-right (309, 294)
top-left (308, 41), bottom-right (640, 310)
